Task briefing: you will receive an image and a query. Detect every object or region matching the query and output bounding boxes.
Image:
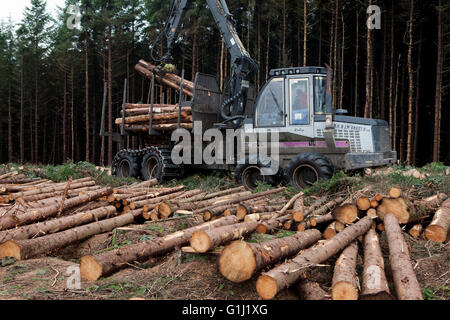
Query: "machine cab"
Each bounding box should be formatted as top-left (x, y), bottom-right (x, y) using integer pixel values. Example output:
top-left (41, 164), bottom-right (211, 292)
top-left (253, 67), bottom-right (328, 130)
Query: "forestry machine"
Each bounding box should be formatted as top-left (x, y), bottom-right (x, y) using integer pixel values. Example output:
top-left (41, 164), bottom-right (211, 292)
top-left (107, 0), bottom-right (397, 190)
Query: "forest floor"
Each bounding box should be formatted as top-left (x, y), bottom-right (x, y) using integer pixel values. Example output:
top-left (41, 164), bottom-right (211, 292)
top-left (0, 162), bottom-right (449, 300)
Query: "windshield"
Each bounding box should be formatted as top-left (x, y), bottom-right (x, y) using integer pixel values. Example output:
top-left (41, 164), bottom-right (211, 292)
top-left (255, 78), bottom-right (285, 127)
top-left (314, 76), bottom-right (327, 114)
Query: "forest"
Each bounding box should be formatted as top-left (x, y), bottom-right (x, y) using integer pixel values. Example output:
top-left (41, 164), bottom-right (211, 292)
top-left (0, 0), bottom-right (448, 167)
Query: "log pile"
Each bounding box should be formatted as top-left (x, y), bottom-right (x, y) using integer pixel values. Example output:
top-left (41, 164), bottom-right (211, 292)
top-left (120, 59), bottom-right (196, 134)
top-left (1, 172), bottom-right (446, 300)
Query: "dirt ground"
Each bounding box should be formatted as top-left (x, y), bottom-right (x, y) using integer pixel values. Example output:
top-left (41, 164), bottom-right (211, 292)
top-left (0, 215), bottom-right (448, 300)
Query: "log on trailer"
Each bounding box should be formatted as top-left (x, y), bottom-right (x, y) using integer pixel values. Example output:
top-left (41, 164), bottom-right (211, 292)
top-left (80, 216), bottom-right (238, 281)
top-left (219, 229), bottom-right (321, 283)
top-left (255, 216), bottom-right (373, 300)
top-left (384, 213), bottom-right (423, 300)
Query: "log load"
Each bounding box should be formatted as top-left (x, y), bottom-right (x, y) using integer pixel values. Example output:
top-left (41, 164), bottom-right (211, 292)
top-left (0, 206), bottom-right (117, 243)
top-left (219, 229), bottom-right (321, 283)
top-left (115, 111), bottom-right (191, 125)
top-left (0, 209), bottom-right (144, 260)
top-left (384, 213), bottom-right (423, 300)
top-left (80, 216), bottom-right (238, 281)
top-left (123, 123), bottom-right (193, 133)
top-left (331, 241), bottom-right (359, 300)
top-left (424, 198), bottom-right (450, 242)
top-left (255, 216), bottom-right (373, 300)
top-left (9, 178), bottom-right (95, 199)
top-left (0, 188), bottom-right (113, 231)
top-left (296, 280), bottom-right (330, 300)
top-left (360, 229), bottom-right (393, 300)
top-left (190, 220), bottom-right (261, 253)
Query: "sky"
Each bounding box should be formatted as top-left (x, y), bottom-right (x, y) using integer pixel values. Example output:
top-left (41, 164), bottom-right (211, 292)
top-left (0, 0), bottom-right (65, 24)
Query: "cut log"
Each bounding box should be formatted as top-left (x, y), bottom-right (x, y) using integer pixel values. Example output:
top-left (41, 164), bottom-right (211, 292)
top-left (219, 229), bottom-right (321, 283)
top-left (333, 204), bottom-right (358, 224)
top-left (10, 179), bottom-right (96, 199)
top-left (389, 187), bottom-right (402, 199)
top-left (296, 280), bottom-right (330, 300)
top-left (115, 111), bottom-right (191, 125)
top-left (375, 194), bottom-right (383, 202)
top-left (408, 224), bottom-right (423, 239)
top-left (370, 200), bottom-right (379, 208)
top-left (331, 241), bottom-right (359, 300)
top-left (0, 209), bottom-right (144, 260)
top-left (360, 229), bottom-right (393, 300)
top-left (384, 213), bottom-right (423, 300)
top-left (124, 123), bottom-right (193, 133)
top-left (0, 188), bottom-right (113, 231)
top-left (190, 220), bottom-right (260, 253)
top-left (236, 204), bottom-right (283, 220)
top-left (424, 198), bottom-right (450, 242)
top-left (255, 214), bottom-right (292, 234)
top-left (0, 206), bottom-right (117, 243)
top-left (323, 222), bottom-right (338, 239)
top-left (335, 221), bottom-right (346, 232)
top-left (255, 216), bottom-right (373, 300)
top-left (309, 213), bottom-right (334, 227)
top-left (377, 198), bottom-right (410, 224)
top-left (366, 208), bottom-right (378, 219)
top-left (356, 197), bottom-right (371, 211)
top-left (80, 216), bottom-right (238, 280)
top-left (137, 60), bottom-right (194, 91)
top-left (130, 179), bottom-right (159, 189)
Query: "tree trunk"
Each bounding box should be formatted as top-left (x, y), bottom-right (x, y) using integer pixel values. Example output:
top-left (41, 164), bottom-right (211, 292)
top-left (424, 198), bottom-right (450, 243)
top-left (0, 206), bottom-right (117, 243)
top-left (433, 0), bottom-right (443, 162)
top-left (190, 220), bottom-right (260, 253)
top-left (63, 73), bottom-right (67, 161)
top-left (80, 216), bottom-right (238, 281)
top-left (219, 229), bottom-right (321, 283)
top-left (108, 26), bottom-right (113, 166)
top-left (331, 241), bottom-right (359, 300)
top-left (85, 35), bottom-right (90, 162)
top-left (384, 213), bottom-right (423, 300)
top-left (364, 0), bottom-right (373, 118)
top-left (413, 29), bottom-right (422, 165)
top-left (360, 229), bottom-right (393, 299)
top-left (303, 0), bottom-right (307, 66)
top-left (256, 216), bottom-right (372, 300)
top-left (406, 0), bottom-right (414, 165)
top-left (20, 53), bottom-right (24, 163)
top-left (388, 1), bottom-right (395, 140)
top-left (0, 209), bottom-right (143, 260)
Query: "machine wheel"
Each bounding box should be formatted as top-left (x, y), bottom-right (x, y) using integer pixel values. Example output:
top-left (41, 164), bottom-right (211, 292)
top-left (112, 150), bottom-right (141, 178)
top-left (140, 147), bottom-right (184, 182)
top-left (235, 158), bottom-right (279, 190)
top-left (283, 152), bottom-right (335, 190)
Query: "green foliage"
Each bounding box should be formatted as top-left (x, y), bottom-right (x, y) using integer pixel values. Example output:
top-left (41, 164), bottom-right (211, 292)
top-left (1, 257), bottom-right (16, 267)
top-left (181, 253), bottom-right (208, 263)
top-left (303, 171), bottom-right (361, 196)
top-left (166, 171), bottom-right (236, 191)
top-left (422, 288), bottom-right (437, 300)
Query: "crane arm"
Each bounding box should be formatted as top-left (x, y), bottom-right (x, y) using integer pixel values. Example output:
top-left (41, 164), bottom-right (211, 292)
top-left (154, 0), bottom-right (259, 128)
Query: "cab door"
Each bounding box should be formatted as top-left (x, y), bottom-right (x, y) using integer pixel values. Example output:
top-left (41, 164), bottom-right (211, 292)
top-left (286, 75), bottom-right (314, 138)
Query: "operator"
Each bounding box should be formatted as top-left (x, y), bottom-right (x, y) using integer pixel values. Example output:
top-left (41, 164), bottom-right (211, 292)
top-left (292, 82), bottom-right (308, 125)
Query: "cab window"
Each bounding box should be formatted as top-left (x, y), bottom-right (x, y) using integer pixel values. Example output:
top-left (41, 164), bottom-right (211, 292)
top-left (255, 78), bottom-right (285, 127)
top-left (290, 78), bottom-right (309, 125)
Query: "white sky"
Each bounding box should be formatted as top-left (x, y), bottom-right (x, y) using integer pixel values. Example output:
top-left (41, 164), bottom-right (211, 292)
top-left (0, 0), bottom-right (65, 24)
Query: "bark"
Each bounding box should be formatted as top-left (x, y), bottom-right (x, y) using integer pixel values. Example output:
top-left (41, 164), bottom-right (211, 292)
top-left (115, 111), bottom-right (191, 125)
top-left (323, 221), bottom-right (338, 239)
top-left (297, 280), bottom-right (330, 300)
top-left (85, 35), bottom-right (90, 162)
top-left (0, 206), bottom-right (117, 243)
top-left (364, 0), bottom-right (373, 118)
top-left (389, 1), bottom-right (395, 141)
top-left (0, 188), bottom-right (113, 231)
top-left (425, 198), bottom-right (450, 243)
top-left (236, 204), bottom-right (284, 220)
top-left (360, 229), bottom-right (393, 300)
top-left (108, 26), bottom-right (113, 166)
top-left (0, 209), bottom-right (143, 260)
top-left (331, 241), bottom-right (359, 300)
top-left (219, 229), bottom-right (321, 283)
top-left (256, 216), bottom-right (372, 300)
top-left (10, 179), bottom-right (95, 200)
top-left (80, 216), bottom-right (238, 281)
top-left (124, 123), bottom-right (193, 133)
top-left (190, 220), bottom-right (260, 253)
top-left (384, 213), bottom-right (423, 300)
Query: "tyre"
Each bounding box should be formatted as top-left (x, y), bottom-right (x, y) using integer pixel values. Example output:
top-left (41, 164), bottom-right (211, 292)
top-left (112, 150), bottom-right (141, 178)
top-left (235, 158), bottom-right (279, 190)
top-left (140, 147), bottom-right (183, 182)
top-left (283, 152), bottom-right (335, 190)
